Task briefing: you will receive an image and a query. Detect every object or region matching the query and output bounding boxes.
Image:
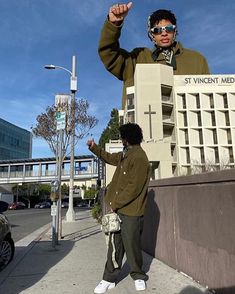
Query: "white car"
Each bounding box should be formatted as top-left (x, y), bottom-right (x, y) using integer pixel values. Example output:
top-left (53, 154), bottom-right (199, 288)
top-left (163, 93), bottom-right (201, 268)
top-left (61, 202), bottom-right (69, 208)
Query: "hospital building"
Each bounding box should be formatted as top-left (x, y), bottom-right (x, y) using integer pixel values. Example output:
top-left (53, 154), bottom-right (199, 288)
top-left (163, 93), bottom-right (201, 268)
top-left (105, 64), bottom-right (235, 183)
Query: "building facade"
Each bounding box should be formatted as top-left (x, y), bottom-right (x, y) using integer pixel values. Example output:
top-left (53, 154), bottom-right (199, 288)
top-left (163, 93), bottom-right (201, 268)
top-left (0, 118), bottom-right (32, 160)
top-left (174, 74), bottom-right (235, 175)
top-left (107, 64), bottom-right (235, 181)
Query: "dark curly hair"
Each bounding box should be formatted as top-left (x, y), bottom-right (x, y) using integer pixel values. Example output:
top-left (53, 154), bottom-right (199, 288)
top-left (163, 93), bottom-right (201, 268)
top-left (149, 9), bottom-right (177, 28)
top-left (119, 123), bottom-right (143, 145)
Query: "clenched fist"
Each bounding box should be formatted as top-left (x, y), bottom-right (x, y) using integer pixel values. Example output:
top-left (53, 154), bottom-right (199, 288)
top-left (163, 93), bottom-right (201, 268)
top-left (108, 2), bottom-right (133, 25)
top-left (87, 139), bottom-right (95, 149)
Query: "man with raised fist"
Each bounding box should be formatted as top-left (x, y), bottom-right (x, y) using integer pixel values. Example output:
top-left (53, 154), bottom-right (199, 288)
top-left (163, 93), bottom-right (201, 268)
top-left (88, 123), bottom-right (150, 293)
top-left (98, 2), bottom-right (209, 108)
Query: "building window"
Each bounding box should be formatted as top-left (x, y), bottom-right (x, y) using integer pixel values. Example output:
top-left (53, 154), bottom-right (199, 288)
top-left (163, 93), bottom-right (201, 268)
top-left (127, 111), bottom-right (135, 123)
top-left (213, 129), bottom-right (218, 144)
top-left (215, 147), bottom-right (219, 163)
top-left (200, 148), bottom-right (205, 163)
top-left (196, 94), bottom-right (200, 109)
top-left (211, 111), bottom-right (216, 126)
top-left (0, 118), bottom-right (32, 160)
top-left (199, 129), bottom-right (203, 144)
top-left (0, 166), bottom-right (8, 172)
top-left (119, 115), bottom-right (124, 126)
top-left (161, 85), bottom-right (172, 102)
top-left (227, 129), bottom-right (232, 144)
top-left (223, 94), bottom-right (228, 108)
top-left (171, 145), bottom-right (176, 157)
top-left (186, 147), bottom-right (190, 164)
top-left (185, 129), bottom-right (189, 144)
top-left (225, 111), bottom-right (230, 126)
top-left (182, 94), bottom-right (186, 109)
top-left (183, 112), bottom-right (188, 126)
top-left (209, 94), bottom-right (214, 108)
top-left (197, 112), bottom-right (202, 126)
top-left (229, 147), bottom-right (234, 163)
top-left (127, 93), bottom-right (135, 110)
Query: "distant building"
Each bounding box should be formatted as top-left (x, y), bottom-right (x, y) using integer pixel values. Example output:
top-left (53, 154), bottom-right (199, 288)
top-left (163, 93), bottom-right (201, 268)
top-left (105, 64), bottom-right (235, 183)
top-left (0, 118), bottom-right (32, 160)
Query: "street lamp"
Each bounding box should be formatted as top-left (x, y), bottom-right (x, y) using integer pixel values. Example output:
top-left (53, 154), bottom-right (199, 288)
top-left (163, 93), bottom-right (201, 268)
top-left (45, 56), bottom-right (77, 223)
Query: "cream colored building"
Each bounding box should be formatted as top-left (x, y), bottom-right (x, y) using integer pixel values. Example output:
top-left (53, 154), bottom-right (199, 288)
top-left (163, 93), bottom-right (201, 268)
top-left (105, 64), bottom-right (235, 183)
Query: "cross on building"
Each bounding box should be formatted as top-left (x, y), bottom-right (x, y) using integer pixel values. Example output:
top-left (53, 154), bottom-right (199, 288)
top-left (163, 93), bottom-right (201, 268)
top-left (144, 104), bottom-right (156, 139)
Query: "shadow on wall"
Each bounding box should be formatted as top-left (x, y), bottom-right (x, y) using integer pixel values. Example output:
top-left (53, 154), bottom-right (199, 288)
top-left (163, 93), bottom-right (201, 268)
top-left (209, 286), bottom-right (235, 294)
top-left (180, 286), bottom-right (211, 294)
top-left (180, 284), bottom-right (235, 294)
top-left (141, 189), bottom-right (160, 257)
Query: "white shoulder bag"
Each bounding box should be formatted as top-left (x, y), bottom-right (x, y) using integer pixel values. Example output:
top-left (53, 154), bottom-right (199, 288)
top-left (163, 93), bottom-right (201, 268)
top-left (101, 212), bottom-right (121, 234)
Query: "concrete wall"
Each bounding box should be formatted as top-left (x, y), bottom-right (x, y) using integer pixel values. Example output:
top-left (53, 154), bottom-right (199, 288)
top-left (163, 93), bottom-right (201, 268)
top-left (142, 169), bottom-right (235, 294)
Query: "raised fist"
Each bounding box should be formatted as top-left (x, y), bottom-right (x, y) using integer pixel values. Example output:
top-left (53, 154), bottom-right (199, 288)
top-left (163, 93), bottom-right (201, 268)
top-left (108, 2), bottom-right (133, 25)
top-left (87, 139), bottom-right (95, 149)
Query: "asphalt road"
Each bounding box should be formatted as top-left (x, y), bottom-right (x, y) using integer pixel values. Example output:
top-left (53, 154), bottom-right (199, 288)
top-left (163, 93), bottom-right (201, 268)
top-left (4, 207), bottom-right (79, 242)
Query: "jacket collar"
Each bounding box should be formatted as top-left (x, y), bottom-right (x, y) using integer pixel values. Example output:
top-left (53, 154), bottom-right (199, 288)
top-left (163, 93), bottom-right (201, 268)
top-left (152, 41), bottom-right (183, 61)
top-left (123, 145), bottom-right (141, 159)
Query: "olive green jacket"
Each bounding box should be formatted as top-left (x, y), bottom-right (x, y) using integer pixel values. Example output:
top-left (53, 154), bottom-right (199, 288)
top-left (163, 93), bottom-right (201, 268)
top-left (90, 143), bottom-right (150, 216)
top-left (98, 19), bottom-right (210, 108)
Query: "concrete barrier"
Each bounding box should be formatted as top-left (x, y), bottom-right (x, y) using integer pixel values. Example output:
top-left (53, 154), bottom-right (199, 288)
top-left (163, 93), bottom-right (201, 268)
top-left (142, 169), bottom-right (235, 293)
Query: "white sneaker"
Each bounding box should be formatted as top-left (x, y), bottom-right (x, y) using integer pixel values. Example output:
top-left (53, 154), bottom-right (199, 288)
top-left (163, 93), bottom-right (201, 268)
top-left (94, 280), bottom-right (115, 294)
top-left (134, 279), bottom-right (146, 291)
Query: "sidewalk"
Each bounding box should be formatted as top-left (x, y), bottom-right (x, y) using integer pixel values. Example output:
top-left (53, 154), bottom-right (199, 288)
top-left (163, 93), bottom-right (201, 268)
top-left (0, 210), bottom-right (212, 294)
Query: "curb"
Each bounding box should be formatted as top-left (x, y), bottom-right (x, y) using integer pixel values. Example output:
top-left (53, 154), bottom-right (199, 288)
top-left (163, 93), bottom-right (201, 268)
top-left (0, 222), bottom-right (51, 287)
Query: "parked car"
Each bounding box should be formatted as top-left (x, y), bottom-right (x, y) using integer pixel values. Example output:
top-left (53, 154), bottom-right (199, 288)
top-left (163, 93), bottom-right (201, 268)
top-left (0, 201), bottom-right (15, 271)
top-left (34, 202), bottom-right (42, 208)
top-left (8, 202), bottom-right (26, 210)
top-left (61, 202), bottom-right (69, 208)
top-left (34, 201), bottom-right (51, 209)
top-left (77, 203), bottom-right (88, 208)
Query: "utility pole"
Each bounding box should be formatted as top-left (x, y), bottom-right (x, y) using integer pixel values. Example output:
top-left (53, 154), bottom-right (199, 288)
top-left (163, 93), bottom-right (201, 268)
top-left (44, 56), bottom-right (77, 224)
top-left (66, 56), bottom-right (77, 222)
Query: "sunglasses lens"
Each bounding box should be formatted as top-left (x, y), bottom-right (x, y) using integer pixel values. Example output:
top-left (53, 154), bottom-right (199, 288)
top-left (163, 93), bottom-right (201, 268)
top-left (151, 27), bottom-right (161, 34)
top-left (165, 25), bottom-right (175, 32)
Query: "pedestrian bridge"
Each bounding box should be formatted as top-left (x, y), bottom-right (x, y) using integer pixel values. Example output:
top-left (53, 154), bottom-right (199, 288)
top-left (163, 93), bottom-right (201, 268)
top-left (0, 155), bottom-right (98, 185)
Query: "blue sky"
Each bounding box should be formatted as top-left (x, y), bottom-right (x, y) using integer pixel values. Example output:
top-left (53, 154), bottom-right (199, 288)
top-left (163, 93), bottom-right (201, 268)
top-left (0, 0), bottom-right (234, 158)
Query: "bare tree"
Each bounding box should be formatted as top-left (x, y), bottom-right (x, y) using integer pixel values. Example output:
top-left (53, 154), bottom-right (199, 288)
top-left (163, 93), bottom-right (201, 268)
top-left (31, 98), bottom-right (98, 158)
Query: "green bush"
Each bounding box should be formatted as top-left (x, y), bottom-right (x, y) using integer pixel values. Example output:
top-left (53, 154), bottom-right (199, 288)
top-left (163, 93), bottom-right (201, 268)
top-left (91, 203), bottom-right (102, 224)
top-left (84, 187), bottom-right (97, 199)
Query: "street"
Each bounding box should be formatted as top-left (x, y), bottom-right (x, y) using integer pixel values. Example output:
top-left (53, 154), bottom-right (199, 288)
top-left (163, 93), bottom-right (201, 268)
top-left (4, 207), bottom-right (81, 243)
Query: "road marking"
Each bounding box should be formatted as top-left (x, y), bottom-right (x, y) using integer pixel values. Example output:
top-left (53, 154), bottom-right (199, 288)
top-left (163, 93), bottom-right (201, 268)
top-left (6, 210), bottom-right (51, 217)
top-left (15, 222), bottom-right (50, 247)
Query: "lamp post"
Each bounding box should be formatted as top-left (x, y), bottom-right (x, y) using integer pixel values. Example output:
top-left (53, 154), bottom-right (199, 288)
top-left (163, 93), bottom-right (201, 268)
top-left (45, 56), bottom-right (77, 223)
